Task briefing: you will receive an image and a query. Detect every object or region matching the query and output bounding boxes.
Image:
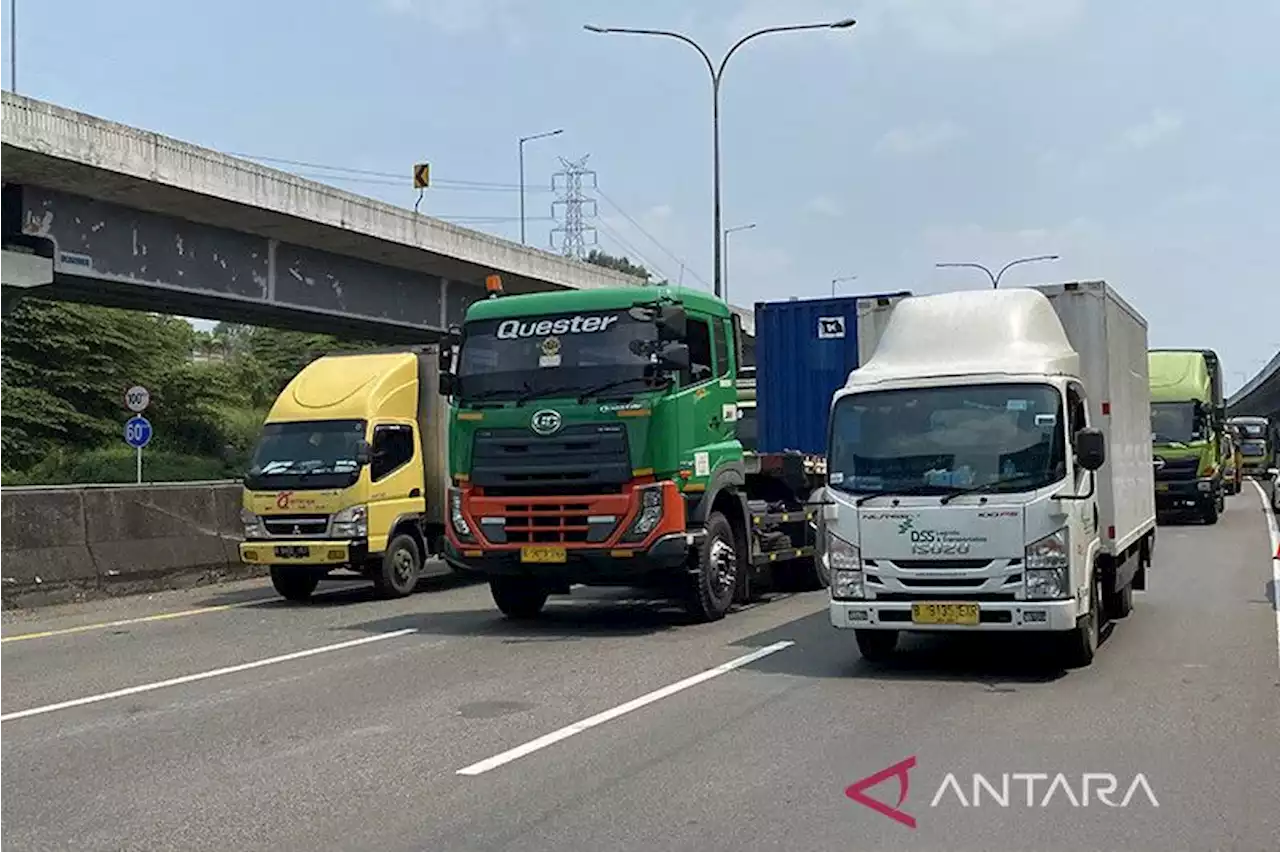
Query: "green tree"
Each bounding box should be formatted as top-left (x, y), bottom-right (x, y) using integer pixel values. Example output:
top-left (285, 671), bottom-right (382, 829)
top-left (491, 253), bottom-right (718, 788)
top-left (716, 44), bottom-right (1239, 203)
top-left (586, 249), bottom-right (652, 281)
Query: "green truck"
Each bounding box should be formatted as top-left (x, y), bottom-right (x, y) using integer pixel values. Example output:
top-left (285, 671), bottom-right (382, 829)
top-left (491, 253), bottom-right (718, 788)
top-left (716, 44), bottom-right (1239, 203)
top-left (437, 281), bottom-right (835, 622)
top-left (1148, 348), bottom-right (1227, 523)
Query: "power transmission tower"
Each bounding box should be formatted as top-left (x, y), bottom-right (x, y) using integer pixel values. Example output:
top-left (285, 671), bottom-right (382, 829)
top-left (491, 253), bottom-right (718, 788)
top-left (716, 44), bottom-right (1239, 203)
top-left (550, 155), bottom-right (598, 258)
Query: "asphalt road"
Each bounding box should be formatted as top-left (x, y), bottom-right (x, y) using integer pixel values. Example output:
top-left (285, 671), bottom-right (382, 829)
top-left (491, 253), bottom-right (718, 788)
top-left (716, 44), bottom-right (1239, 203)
top-left (3, 485), bottom-right (1278, 852)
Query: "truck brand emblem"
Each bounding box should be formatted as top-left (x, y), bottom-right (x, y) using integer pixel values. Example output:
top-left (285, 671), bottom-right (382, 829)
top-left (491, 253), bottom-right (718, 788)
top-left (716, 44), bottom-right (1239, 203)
top-left (531, 409), bottom-right (563, 436)
top-left (540, 336), bottom-right (561, 357)
top-left (293, 525), bottom-right (302, 535)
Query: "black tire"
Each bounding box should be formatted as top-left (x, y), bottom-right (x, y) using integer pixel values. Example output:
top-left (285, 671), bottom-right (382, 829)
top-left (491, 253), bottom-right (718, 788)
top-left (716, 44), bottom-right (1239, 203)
top-left (854, 629), bottom-right (899, 662)
top-left (1105, 579), bottom-right (1134, 619)
top-left (1203, 497), bottom-right (1220, 525)
top-left (1062, 568), bottom-right (1103, 668)
top-left (373, 533), bottom-right (422, 598)
top-left (490, 576), bottom-right (548, 619)
top-left (270, 567), bottom-right (320, 602)
top-left (685, 511), bottom-right (739, 622)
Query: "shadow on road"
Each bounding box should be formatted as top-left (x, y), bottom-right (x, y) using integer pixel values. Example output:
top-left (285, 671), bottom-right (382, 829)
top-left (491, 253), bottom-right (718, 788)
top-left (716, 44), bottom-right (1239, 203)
top-left (190, 570), bottom-right (484, 610)
top-left (730, 609), bottom-right (1071, 686)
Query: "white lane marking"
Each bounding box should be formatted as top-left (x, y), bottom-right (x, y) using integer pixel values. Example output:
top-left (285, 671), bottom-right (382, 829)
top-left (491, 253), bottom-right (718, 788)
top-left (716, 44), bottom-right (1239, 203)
top-left (0, 629), bottom-right (417, 722)
top-left (456, 640), bottom-right (795, 776)
top-left (1249, 480), bottom-right (1280, 670)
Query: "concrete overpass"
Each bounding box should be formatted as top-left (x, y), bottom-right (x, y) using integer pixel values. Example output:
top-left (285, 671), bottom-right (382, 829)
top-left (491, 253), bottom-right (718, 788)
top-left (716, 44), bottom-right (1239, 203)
top-left (0, 92), bottom-right (754, 342)
top-left (1227, 348), bottom-right (1280, 442)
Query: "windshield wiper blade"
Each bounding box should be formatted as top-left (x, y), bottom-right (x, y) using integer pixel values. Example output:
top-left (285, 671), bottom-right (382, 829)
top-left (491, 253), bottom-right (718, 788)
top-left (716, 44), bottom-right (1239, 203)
top-left (938, 472), bottom-right (1040, 504)
top-left (576, 376), bottom-right (655, 403)
top-left (854, 484), bottom-right (944, 507)
top-left (515, 384), bottom-right (579, 406)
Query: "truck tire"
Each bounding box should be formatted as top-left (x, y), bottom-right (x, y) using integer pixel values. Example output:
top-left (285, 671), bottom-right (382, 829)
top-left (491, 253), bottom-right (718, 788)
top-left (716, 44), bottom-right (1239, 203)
top-left (270, 567), bottom-right (320, 602)
top-left (1203, 497), bottom-right (1220, 525)
top-left (1104, 579), bottom-right (1134, 619)
top-left (854, 629), bottom-right (898, 663)
top-left (685, 511), bottom-right (738, 622)
top-left (490, 576), bottom-right (548, 619)
top-left (1062, 568), bottom-right (1103, 668)
top-left (373, 533), bottom-right (422, 599)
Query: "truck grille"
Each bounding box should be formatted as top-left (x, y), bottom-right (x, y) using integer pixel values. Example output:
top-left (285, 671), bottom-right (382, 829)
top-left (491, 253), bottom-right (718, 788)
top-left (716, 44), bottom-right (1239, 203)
top-left (1154, 457), bottom-right (1200, 481)
top-left (471, 424), bottom-right (632, 495)
top-left (262, 514), bottom-right (329, 537)
top-left (499, 502), bottom-right (598, 544)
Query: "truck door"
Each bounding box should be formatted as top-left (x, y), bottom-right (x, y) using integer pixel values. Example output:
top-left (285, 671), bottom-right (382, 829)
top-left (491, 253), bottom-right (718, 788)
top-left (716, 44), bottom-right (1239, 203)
top-left (677, 315), bottom-right (737, 485)
top-left (366, 422), bottom-right (423, 554)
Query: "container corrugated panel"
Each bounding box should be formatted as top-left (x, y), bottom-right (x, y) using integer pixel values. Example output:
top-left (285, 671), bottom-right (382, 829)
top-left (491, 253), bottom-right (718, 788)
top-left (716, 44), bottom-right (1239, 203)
top-left (755, 293), bottom-right (911, 455)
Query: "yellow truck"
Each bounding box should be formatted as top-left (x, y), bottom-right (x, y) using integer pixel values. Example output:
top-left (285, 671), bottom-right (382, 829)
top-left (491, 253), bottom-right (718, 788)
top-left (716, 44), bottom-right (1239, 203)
top-left (238, 348), bottom-right (450, 601)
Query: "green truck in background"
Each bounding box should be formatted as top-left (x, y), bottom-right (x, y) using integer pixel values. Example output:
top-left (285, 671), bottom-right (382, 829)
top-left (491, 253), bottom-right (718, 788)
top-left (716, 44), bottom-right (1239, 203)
top-left (437, 280), bottom-right (828, 622)
top-left (1148, 348), bottom-right (1227, 523)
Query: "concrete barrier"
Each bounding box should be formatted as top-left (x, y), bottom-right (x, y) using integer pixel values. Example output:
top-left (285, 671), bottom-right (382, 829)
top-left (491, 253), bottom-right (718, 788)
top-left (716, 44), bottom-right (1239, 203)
top-left (1, 480), bottom-right (262, 609)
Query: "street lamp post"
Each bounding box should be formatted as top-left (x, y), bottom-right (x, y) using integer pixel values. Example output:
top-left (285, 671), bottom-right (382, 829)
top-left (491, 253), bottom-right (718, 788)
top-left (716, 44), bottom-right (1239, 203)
top-left (831, 274), bottom-right (858, 297)
top-left (584, 18), bottom-right (856, 301)
top-left (722, 223), bottom-right (756, 303)
top-left (935, 254), bottom-right (1060, 289)
top-left (519, 128), bottom-right (563, 245)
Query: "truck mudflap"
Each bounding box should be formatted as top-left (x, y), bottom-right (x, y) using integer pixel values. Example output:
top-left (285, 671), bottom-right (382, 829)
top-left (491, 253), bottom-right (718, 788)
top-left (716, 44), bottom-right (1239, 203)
top-left (829, 597), bottom-right (1084, 632)
top-left (239, 539), bottom-right (367, 567)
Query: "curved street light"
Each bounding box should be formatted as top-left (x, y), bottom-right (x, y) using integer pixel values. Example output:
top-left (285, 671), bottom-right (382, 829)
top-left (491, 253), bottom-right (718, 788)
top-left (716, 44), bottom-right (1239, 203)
top-left (831, 274), bottom-right (858, 297)
top-left (584, 18), bottom-right (857, 301)
top-left (518, 128), bottom-right (564, 245)
top-left (935, 254), bottom-right (1061, 289)
top-left (722, 223), bottom-right (756, 302)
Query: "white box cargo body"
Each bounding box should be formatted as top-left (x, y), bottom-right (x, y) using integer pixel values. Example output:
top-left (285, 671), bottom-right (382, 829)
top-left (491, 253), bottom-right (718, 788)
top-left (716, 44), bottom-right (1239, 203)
top-left (1037, 281), bottom-right (1155, 554)
top-left (852, 280), bottom-right (1155, 556)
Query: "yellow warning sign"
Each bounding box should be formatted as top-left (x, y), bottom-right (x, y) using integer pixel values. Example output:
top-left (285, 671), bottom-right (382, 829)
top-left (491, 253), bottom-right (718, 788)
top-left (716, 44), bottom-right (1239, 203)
top-left (413, 163), bottom-right (430, 189)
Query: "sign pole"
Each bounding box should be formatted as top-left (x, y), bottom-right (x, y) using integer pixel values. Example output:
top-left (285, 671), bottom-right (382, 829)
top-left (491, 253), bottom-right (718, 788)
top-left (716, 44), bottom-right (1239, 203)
top-left (137, 445), bottom-right (143, 484)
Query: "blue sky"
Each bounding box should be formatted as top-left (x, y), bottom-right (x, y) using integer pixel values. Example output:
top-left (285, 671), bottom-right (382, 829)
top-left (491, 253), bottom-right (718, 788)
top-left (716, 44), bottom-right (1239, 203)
top-left (3, 0), bottom-right (1277, 393)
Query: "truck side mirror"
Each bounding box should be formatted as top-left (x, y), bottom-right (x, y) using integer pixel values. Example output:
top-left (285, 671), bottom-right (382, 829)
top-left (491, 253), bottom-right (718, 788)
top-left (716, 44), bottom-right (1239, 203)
top-left (355, 440), bottom-right (373, 467)
top-left (657, 343), bottom-right (691, 374)
top-left (655, 306), bottom-right (687, 341)
top-left (1073, 428), bottom-right (1106, 471)
top-left (439, 372), bottom-right (457, 397)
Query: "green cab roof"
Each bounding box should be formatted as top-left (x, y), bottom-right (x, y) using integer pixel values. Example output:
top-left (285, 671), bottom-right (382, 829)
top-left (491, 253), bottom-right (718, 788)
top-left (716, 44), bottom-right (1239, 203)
top-left (463, 284), bottom-right (730, 322)
top-left (1148, 349), bottom-right (1213, 404)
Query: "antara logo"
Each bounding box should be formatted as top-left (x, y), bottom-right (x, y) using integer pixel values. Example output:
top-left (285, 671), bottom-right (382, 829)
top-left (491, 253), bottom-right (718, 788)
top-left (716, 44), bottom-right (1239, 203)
top-left (497, 315), bottom-right (619, 339)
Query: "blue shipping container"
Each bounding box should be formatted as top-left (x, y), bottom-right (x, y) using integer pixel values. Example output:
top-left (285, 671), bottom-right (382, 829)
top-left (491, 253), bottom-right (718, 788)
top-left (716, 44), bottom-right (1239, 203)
top-left (755, 292), bottom-right (911, 455)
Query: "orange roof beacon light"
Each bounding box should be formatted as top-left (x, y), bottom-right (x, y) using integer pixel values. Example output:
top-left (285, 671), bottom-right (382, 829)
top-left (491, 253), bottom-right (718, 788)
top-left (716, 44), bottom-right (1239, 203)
top-left (485, 274), bottom-right (504, 297)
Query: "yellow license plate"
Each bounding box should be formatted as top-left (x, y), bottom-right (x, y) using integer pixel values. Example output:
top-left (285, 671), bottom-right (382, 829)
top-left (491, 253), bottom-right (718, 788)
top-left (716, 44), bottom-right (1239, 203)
top-left (520, 546), bottom-right (566, 563)
top-left (1155, 483), bottom-right (1170, 492)
top-left (911, 602), bottom-right (980, 626)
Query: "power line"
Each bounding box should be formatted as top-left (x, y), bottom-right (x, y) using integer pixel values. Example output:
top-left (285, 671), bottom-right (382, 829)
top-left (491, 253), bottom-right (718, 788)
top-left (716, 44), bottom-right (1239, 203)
top-left (229, 152), bottom-right (553, 192)
top-left (550, 155), bottom-right (598, 259)
top-left (593, 218), bottom-right (675, 284)
top-left (594, 187), bottom-right (709, 288)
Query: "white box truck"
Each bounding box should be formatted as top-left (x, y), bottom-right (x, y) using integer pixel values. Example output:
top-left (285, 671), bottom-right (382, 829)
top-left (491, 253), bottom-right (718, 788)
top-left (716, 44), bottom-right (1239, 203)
top-left (824, 281), bottom-right (1157, 667)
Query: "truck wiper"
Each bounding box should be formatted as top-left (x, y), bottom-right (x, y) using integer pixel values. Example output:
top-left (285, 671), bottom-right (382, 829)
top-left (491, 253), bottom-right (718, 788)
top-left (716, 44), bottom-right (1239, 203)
top-left (515, 384), bottom-right (579, 406)
top-left (854, 484), bottom-right (945, 507)
top-left (576, 376), bottom-right (658, 403)
top-left (938, 472), bottom-right (1039, 504)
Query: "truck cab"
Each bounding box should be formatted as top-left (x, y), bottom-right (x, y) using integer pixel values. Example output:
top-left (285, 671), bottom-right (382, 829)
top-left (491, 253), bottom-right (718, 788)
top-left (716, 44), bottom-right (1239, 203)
top-left (239, 350), bottom-right (448, 601)
top-left (1148, 349), bottom-right (1226, 523)
top-left (1228, 415), bottom-right (1274, 478)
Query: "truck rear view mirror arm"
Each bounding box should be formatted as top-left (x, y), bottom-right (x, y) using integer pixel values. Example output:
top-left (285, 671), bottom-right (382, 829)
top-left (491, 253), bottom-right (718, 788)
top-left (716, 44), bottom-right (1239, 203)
top-left (1053, 471), bottom-right (1096, 501)
top-left (1073, 427), bottom-right (1106, 471)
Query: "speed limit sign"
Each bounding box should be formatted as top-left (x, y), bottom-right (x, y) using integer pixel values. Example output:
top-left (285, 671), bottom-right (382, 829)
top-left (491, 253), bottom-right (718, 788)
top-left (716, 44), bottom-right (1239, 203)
top-left (124, 385), bottom-right (151, 413)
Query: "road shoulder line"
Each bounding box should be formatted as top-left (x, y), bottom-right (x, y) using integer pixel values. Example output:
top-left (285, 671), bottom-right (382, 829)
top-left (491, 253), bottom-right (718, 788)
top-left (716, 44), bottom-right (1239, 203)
top-left (1249, 479), bottom-right (1280, 670)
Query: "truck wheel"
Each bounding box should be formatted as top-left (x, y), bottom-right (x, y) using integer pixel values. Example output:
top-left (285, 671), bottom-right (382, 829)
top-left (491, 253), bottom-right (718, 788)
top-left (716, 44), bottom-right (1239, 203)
top-left (270, 567), bottom-right (320, 602)
top-left (1104, 579), bottom-right (1134, 619)
top-left (1203, 497), bottom-right (1220, 525)
top-left (685, 511), bottom-right (738, 622)
top-left (1062, 568), bottom-right (1103, 668)
top-left (854, 629), bottom-right (898, 663)
top-left (374, 533), bottom-right (422, 598)
top-left (490, 576), bottom-right (548, 619)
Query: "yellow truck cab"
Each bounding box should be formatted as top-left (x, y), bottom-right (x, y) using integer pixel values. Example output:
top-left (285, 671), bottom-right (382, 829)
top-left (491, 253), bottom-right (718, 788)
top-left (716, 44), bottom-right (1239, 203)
top-left (239, 348), bottom-right (449, 601)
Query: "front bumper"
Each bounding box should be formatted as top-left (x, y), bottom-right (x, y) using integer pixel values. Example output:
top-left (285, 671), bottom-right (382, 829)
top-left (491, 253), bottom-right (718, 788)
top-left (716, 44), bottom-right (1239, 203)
top-left (1154, 478), bottom-right (1216, 510)
top-left (829, 597), bottom-right (1082, 632)
top-left (239, 539), bottom-right (366, 567)
top-left (443, 531), bottom-right (693, 582)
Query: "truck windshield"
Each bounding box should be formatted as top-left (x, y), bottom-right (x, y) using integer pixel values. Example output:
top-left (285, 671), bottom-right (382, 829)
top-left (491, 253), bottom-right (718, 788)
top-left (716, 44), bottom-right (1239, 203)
top-left (456, 310), bottom-right (657, 404)
top-left (1239, 439), bottom-right (1267, 457)
top-left (1151, 402), bottom-right (1207, 444)
top-left (1233, 421), bottom-right (1266, 438)
top-left (827, 383), bottom-right (1067, 496)
top-left (244, 419), bottom-right (366, 490)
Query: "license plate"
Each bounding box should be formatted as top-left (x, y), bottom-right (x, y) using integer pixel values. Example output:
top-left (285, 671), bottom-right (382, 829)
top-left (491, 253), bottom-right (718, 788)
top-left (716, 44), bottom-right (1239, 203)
top-left (520, 546), bottom-right (566, 563)
top-left (911, 602), bottom-right (980, 626)
top-left (274, 545), bottom-right (311, 558)
top-left (1155, 483), bottom-right (1170, 492)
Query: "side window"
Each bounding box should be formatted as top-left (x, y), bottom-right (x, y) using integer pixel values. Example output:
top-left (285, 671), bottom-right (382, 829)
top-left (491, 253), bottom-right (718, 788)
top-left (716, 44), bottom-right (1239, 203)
top-left (713, 317), bottom-right (730, 377)
top-left (1066, 386), bottom-right (1087, 435)
top-left (371, 424), bottom-right (415, 482)
top-left (684, 318), bottom-right (714, 385)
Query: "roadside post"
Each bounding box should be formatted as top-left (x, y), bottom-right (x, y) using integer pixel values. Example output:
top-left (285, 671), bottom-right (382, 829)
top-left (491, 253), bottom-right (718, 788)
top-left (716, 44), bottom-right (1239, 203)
top-left (123, 385), bottom-right (152, 483)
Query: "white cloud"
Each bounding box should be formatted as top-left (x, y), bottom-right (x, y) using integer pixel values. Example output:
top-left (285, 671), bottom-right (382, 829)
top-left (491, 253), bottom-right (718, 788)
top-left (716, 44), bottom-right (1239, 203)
top-left (383, 0), bottom-right (526, 45)
top-left (882, 0), bottom-right (1086, 55)
top-left (1119, 109), bottom-right (1185, 151)
top-left (875, 121), bottom-right (965, 157)
top-left (806, 195), bottom-right (844, 217)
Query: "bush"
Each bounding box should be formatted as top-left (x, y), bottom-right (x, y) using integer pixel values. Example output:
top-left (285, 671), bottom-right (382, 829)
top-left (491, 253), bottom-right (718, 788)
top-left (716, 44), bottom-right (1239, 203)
top-left (1, 447), bottom-right (235, 486)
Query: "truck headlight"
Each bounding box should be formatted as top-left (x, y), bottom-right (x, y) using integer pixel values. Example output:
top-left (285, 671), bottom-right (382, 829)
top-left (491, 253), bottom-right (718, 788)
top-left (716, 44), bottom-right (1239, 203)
top-left (827, 531), bottom-right (865, 600)
top-left (449, 488), bottom-right (474, 541)
top-left (621, 484), bottom-right (665, 542)
top-left (1025, 527), bottom-right (1069, 600)
top-left (331, 505), bottom-right (368, 538)
top-left (240, 508), bottom-right (267, 540)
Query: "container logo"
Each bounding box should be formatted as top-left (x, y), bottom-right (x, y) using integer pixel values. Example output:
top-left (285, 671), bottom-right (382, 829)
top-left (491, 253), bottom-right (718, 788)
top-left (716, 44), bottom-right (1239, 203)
top-left (817, 316), bottom-right (846, 339)
top-left (530, 409), bottom-right (563, 436)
